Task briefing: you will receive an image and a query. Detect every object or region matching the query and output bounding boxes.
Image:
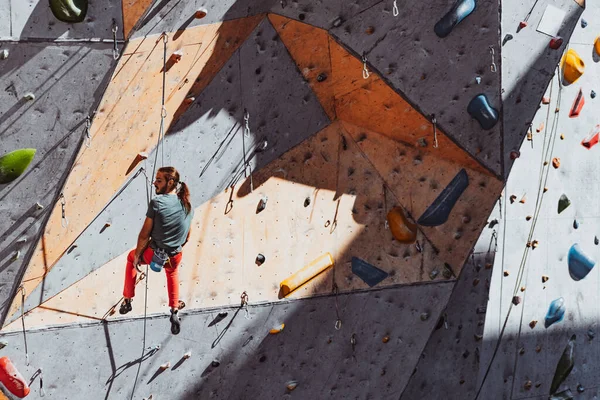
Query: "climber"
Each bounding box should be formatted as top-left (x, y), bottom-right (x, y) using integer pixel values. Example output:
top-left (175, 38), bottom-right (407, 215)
top-left (120, 166), bottom-right (193, 335)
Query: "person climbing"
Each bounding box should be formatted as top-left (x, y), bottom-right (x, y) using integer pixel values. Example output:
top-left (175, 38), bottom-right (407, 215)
top-left (120, 166), bottom-right (193, 335)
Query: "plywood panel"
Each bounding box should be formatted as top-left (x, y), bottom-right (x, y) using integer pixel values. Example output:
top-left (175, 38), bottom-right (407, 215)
top-left (122, 0), bottom-right (154, 38)
top-left (267, 14), bottom-right (336, 119)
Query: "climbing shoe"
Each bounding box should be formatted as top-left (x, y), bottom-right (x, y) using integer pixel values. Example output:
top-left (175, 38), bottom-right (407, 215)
top-left (119, 299), bottom-right (132, 315)
top-left (170, 310), bottom-right (181, 335)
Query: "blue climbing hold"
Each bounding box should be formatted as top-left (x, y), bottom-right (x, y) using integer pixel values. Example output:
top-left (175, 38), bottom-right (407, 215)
top-left (467, 94), bottom-right (499, 130)
top-left (418, 169), bottom-right (469, 227)
top-left (545, 297), bottom-right (565, 328)
top-left (351, 257), bottom-right (389, 287)
top-left (434, 0), bottom-right (476, 38)
top-left (568, 243), bottom-right (596, 281)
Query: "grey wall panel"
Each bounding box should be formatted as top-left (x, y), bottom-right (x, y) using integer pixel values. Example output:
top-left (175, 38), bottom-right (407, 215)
top-left (0, 0), bottom-right (9, 37)
top-left (10, 0), bottom-right (125, 40)
top-left (329, 0), bottom-right (502, 176)
top-left (0, 283), bottom-right (454, 400)
top-left (269, 0), bottom-right (382, 31)
top-left (131, 0), bottom-right (277, 39)
top-left (18, 18), bottom-right (330, 318)
top-left (0, 42), bottom-right (115, 325)
top-left (501, 0), bottom-right (583, 179)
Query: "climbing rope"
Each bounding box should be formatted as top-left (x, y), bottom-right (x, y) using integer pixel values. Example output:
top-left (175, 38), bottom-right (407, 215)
top-left (392, 0), bottom-right (399, 16)
top-left (474, 66), bottom-right (561, 400)
top-left (112, 19), bottom-right (119, 60)
top-left (18, 285), bottom-right (29, 366)
top-left (242, 110), bottom-right (254, 192)
top-left (60, 193), bottom-right (68, 228)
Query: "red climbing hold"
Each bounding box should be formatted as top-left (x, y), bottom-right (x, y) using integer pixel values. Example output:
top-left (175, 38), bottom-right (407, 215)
top-left (549, 37), bottom-right (563, 49)
top-left (581, 124), bottom-right (600, 149)
top-left (569, 89), bottom-right (584, 118)
top-left (519, 21), bottom-right (528, 30)
top-left (0, 357), bottom-right (30, 398)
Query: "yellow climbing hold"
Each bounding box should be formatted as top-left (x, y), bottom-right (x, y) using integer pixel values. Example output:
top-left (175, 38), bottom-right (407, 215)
top-left (279, 253), bottom-right (334, 297)
top-left (269, 324), bottom-right (285, 334)
top-left (386, 207), bottom-right (417, 244)
top-left (562, 49), bottom-right (584, 84)
top-left (595, 36), bottom-right (600, 56)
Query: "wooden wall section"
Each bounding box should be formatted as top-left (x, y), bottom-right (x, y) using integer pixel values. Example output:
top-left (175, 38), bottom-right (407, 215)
top-left (122, 0), bottom-right (154, 38)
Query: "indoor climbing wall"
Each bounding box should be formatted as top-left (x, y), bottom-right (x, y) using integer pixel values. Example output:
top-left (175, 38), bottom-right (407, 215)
top-left (480, 0), bottom-right (600, 399)
top-left (0, 0), bottom-right (589, 399)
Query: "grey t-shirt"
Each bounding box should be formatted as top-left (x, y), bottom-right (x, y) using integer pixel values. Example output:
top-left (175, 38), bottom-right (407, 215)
top-left (146, 194), bottom-right (193, 255)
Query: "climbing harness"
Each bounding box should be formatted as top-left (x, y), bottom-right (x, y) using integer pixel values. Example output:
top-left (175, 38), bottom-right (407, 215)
top-left (392, 0), bottom-right (399, 16)
top-left (112, 20), bottom-right (119, 60)
top-left (489, 46), bottom-right (497, 73)
top-left (361, 53), bottom-right (370, 79)
top-left (240, 291), bottom-right (250, 320)
top-left (19, 286), bottom-right (29, 366)
top-left (84, 115), bottom-right (92, 148)
top-left (60, 193), bottom-right (68, 228)
top-left (431, 114), bottom-right (439, 148)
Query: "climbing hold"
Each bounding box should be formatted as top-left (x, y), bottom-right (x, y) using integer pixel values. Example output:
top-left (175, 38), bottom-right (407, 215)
top-left (170, 50), bottom-right (183, 64)
top-left (332, 16), bottom-right (344, 27)
top-left (551, 157), bottom-right (560, 169)
top-left (475, 76), bottom-right (481, 84)
top-left (386, 207), bottom-right (417, 243)
top-left (568, 243), bottom-right (596, 281)
top-left (255, 253), bottom-right (265, 266)
top-left (577, 384), bottom-right (584, 393)
top-left (365, 26), bottom-right (375, 35)
top-left (502, 34), bottom-right (513, 45)
top-left (542, 96), bottom-right (551, 104)
top-left (0, 341), bottom-right (6, 350)
top-left (0, 148), bottom-right (36, 184)
top-left (194, 8), bottom-right (208, 19)
top-left (581, 19), bottom-right (587, 28)
top-left (420, 312), bottom-right (430, 321)
top-left (429, 270), bottom-right (439, 280)
top-left (542, 275), bottom-right (549, 283)
top-left (581, 124), bottom-right (600, 149)
top-left (569, 88), bottom-right (585, 117)
top-left (351, 257), bottom-right (389, 287)
top-left (587, 329), bottom-right (595, 340)
top-left (595, 36), bottom-right (600, 56)
top-left (11, 251), bottom-right (20, 261)
top-left (558, 194), bottom-right (570, 214)
top-left (0, 49), bottom-right (8, 59)
top-left (23, 93), bottom-right (35, 101)
top-left (573, 219), bottom-right (579, 229)
top-left (183, 351), bottom-right (192, 359)
top-left (316, 73), bottom-right (327, 82)
top-left (562, 49), bottom-right (584, 84)
top-left (159, 362), bottom-right (171, 370)
top-left (269, 324), bottom-right (285, 334)
top-left (126, 152), bottom-right (148, 175)
top-left (509, 150), bottom-right (520, 160)
top-left (595, 236), bottom-right (599, 245)
top-left (417, 169), bottom-right (468, 226)
top-left (434, 0), bottom-right (476, 38)
top-left (256, 196), bottom-right (267, 213)
top-left (535, 345), bottom-right (541, 352)
top-left (184, 97), bottom-right (195, 105)
top-left (531, 240), bottom-right (539, 249)
top-left (529, 320), bottom-right (537, 329)
top-left (442, 263), bottom-right (456, 279)
top-left (550, 389), bottom-right (574, 400)
top-left (550, 335), bottom-right (576, 395)
top-left (591, 90), bottom-right (596, 99)
top-left (211, 360), bottom-right (220, 367)
top-left (519, 194), bottom-right (526, 204)
top-left (467, 94), bottom-right (499, 130)
top-left (560, 134), bottom-right (565, 140)
top-left (49, 0), bottom-right (88, 23)
top-left (509, 194), bottom-right (517, 203)
top-left (279, 253), bottom-right (334, 297)
top-left (518, 21), bottom-right (528, 30)
top-left (382, 336), bottom-right (390, 343)
top-left (512, 296), bottom-right (521, 305)
top-left (503, 270), bottom-right (510, 277)
top-left (537, 122), bottom-right (545, 132)
top-left (526, 215), bottom-right (532, 221)
top-left (549, 37), bottom-right (563, 49)
top-left (544, 297), bottom-right (565, 328)
top-left (524, 380), bottom-right (532, 391)
top-left (286, 381), bottom-right (298, 391)
top-left (304, 197), bottom-right (311, 207)
top-left (0, 357), bottom-right (30, 398)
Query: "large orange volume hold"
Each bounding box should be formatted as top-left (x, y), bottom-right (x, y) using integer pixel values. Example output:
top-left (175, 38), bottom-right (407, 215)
top-left (0, 357), bottom-right (30, 398)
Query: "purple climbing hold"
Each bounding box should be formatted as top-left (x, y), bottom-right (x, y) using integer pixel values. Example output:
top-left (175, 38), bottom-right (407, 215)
top-left (434, 0), bottom-right (476, 38)
top-left (568, 243), bottom-right (595, 281)
top-left (467, 94), bottom-right (499, 130)
top-left (544, 297), bottom-right (565, 328)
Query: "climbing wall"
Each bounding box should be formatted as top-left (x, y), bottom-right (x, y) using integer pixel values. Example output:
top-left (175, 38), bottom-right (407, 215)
top-left (0, 0), bottom-right (591, 399)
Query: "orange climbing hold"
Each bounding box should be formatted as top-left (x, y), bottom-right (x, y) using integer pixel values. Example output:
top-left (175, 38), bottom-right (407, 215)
top-left (562, 49), bottom-right (584, 84)
top-left (386, 207), bottom-right (417, 243)
top-left (269, 324), bottom-right (285, 334)
top-left (279, 253), bottom-right (334, 297)
top-left (581, 124), bottom-right (600, 149)
top-left (0, 357), bottom-right (30, 398)
top-left (595, 36), bottom-right (600, 56)
top-left (569, 88), bottom-right (585, 118)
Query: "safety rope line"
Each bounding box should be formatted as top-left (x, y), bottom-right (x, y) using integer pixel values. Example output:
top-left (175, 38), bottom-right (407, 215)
top-left (19, 285), bottom-right (29, 366)
top-left (474, 65), bottom-right (561, 399)
top-left (331, 132), bottom-right (344, 330)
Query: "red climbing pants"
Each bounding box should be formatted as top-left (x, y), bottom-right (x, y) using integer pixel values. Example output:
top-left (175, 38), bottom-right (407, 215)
top-left (123, 247), bottom-right (182, 308)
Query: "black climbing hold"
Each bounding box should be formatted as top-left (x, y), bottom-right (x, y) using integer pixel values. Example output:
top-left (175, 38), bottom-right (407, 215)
top-left (49, 0), bottom-right (88, 23)
top-left (568, 243), bottom-right (595, 281)
top-left (256, 197), bottom-right (267, 213)
top-left (442, 263), bottom-right (456, 279)
top-left (581, 19), bottom-right (587, 28)
top-left (417, 169), bottom-right (469, 227)
top-left (558, 194), bottom-right (571, 214)
top-left (549, 335), bottom-right (576, 395)
top-left (434, 0), bottom-right (476, 38)
top-left (255, 253), bottom-right (266, 266)
top-left (467, 94), bottom-right (499, 130)
top-left (255, 138), bottom-right (268, 152)
top-left (304, 197), bottom-right (311, 207)
top-left (211, 360), bottom-right (220, 368)
top-left (591, 90), bottom-right (596, 99)
top-left (259, 355), bottom-right (267, 362)
top-left (587, 329), bottom-right (595, 340)
top-left (502, 34), bottom-right (514, 45)
top-left (595, 236), bottom-right (599, 245)
top-left (299, 13), bottom-right (306, 21)
top-left (351, 257), bottom-right (389, 287)
top-left (573, 219), bottom-right (579, 229)
top-left (544, 297), bottom-right (565, 328)
top-left (0, 148), bottom-right (36, 184)
top-left (316, 73), bottom-right (328, 82)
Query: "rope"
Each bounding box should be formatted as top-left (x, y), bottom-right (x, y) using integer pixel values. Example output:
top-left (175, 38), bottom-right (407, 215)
top-left (474, 66), bottom-right (561, 399)
top-left (19, 286), bottom-right (29, 366)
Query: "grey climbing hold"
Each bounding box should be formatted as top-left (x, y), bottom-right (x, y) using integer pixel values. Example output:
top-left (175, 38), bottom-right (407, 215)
top-left (581, 19), bottom-right (587, 28)
top-left (0, 49), bottom-right (8, 60)
top-left (577, 384), bottom-right (585, 393)
top-left (434, 0), bottom-right (476, 38)
top-left (587, 329), bottom-right (595, 340)
top-left (549, 335), bottom-right (576, 395)
top-left (591, 90), bottom-right (596, 99)
top-left (557, 194), bottom-right (571, 214)
top-left (418, 169), bottom-right (468, 226)
top-left (49, 0), bottom-right (88, 23)
top-left (211, 360), bottom-right (220, 367)
top-left (442, 263), bottom-right (456, 279)
top-left (351, 257), bottom-right (389, 287)
top-left (24, 93), bottom-right (35, 101)
top-left (467, 94), bottom-right (499, 130)
top-left (332, 17), bottom-right (344, 28)
top-left (502, 34), bottom-right (513, 46)
top-left (544, 297), bottom-right (565, 328)
top-left (595, 236), bottom-right (599, 245)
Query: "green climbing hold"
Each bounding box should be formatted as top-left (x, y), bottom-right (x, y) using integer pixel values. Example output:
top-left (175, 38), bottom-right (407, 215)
top-left (0, 148), bottom-right (36, 184)
top-left (557, 194), bottom-right (570, 214)
top-left (49, 0), bottom-right (88, 23)
top-left (550, 334), bottom-right (576, 395)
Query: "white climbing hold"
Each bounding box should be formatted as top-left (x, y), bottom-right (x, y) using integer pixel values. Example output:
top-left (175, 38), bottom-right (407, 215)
top-left (475, 76), bottom-right (481, 84)
top-left (0, 49), bottom-right (8, 59)
top-left (12, 251), bottom-right (21, 261)
top-left (35, 202), bottom-right (44, 210)
top-left (183, 351), bottom-right (192, 359)
top-left (286, 380), bottom-right (298, 391)
top-left (160, 362), bottom-right (171, 370)
top-left (24, 93), bottom-right (35, 101)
